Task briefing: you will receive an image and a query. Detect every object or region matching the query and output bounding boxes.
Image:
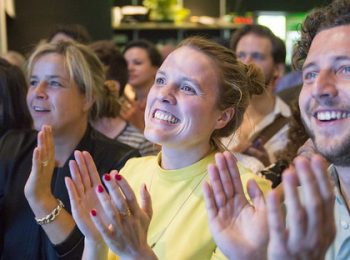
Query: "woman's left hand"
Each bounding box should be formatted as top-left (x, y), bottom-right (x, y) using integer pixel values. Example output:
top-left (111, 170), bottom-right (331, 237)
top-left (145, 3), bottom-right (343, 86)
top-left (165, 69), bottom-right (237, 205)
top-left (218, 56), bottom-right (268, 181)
top-left (91, 169), bottom-right (157, 260)
top-left (203, 151), bottom-right (269, 260)
top-left (24, 125), bottom-right (56, 202)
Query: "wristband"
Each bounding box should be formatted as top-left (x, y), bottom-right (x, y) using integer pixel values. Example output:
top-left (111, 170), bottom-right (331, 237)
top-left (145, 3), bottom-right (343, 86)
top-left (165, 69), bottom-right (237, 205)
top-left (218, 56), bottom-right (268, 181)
top-left (35, 199), bottom-right (64, 225)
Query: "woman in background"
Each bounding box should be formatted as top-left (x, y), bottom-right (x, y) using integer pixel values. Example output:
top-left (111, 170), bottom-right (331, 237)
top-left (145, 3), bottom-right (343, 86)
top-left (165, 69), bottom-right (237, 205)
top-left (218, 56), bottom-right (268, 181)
top-left (90, 40), bottom-right (159, 156)
top-left (121, 40), bottom-right (162, 131)
top-left (0, 58), bottom-right (32, 136)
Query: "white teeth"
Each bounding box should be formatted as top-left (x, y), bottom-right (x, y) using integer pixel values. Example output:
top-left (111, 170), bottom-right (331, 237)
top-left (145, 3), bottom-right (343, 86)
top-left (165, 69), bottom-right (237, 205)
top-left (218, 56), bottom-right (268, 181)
top-left (154, 110), bottom-right (179, 124)
top-left (34, 106), bottom-right (49, 112)
top-left (316, 111), bottom-right (350, 121)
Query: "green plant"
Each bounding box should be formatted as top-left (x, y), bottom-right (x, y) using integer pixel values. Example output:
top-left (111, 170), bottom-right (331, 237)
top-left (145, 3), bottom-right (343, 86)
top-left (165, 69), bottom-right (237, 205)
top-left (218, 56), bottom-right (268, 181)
top-left (143, 0), bottom-right (178, 21)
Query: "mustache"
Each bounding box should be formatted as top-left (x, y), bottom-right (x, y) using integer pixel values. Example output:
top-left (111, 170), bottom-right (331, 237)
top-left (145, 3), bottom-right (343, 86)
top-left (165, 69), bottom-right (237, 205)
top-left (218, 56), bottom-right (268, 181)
top-left (306, 96), bottom-right (347, 115)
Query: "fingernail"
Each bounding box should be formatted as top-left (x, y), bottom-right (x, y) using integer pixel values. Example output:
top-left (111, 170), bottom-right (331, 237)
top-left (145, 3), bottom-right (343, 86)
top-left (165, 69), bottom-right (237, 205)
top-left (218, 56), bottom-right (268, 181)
top-left (115, 174), bottom-right (122, 181)
top-left (91, 209), bottom-right (97, 216)
top-left (97, 184), bottom-right (104, 193)
top-left (103, 174), bottom-right (111, 181)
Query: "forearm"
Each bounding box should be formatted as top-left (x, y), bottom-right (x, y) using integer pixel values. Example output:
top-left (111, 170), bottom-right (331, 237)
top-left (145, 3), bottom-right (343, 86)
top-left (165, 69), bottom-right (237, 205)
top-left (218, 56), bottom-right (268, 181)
top-left (27, 195), bottom-right (75, 244)
top-left (82, 238), bottom-right (108, 260)
top-left (118, 244), bottom-right (158, 260)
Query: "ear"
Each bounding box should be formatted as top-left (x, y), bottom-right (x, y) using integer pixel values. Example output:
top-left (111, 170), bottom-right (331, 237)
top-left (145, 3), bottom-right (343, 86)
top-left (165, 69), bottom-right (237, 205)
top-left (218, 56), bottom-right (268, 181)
top-left (215, 107), bottom-right (235, 130)
top-left (274, 63), bottom-right (285, 80)
top-left (271, 63), bottom-right (285, 90)
top-left (82, 96), bottom-right (95, 112)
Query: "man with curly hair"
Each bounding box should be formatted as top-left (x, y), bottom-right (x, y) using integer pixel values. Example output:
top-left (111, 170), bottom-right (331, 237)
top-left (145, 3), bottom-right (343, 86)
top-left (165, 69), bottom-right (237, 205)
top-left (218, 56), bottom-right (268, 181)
top-left (295, 1), bottom-right (350, 258)
top-left (205, 1), bottom-right (350, 259)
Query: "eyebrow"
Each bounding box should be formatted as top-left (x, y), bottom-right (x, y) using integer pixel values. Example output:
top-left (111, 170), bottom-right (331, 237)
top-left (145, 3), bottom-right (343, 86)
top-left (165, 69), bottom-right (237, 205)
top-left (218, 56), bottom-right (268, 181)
top-left (157, 70), bottom-right (200, 86)
top-left (156, 70), bottom-right (166, 77)
top-left (156, 70), bottom-right (204, 93)
top-left (30, 75), bottom-right (68, 81)
top-left (303, 55), bottom-right (350, 71)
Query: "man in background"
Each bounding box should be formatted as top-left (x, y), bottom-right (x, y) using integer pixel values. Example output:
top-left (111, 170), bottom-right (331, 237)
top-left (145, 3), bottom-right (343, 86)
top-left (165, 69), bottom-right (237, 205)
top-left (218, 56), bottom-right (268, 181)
top-left (222, 24), bottom-right (291, 166)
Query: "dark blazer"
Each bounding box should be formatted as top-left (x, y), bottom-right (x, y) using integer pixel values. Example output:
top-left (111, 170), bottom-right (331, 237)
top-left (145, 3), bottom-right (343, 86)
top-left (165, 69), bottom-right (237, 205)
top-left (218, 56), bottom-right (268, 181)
top-left (0, 126), bottom-right (140, 259)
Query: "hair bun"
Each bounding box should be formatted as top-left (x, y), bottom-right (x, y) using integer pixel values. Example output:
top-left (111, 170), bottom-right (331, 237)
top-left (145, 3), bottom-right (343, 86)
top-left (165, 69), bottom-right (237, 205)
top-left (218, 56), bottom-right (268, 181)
top-left (103, 80), bottom-right (119, 98)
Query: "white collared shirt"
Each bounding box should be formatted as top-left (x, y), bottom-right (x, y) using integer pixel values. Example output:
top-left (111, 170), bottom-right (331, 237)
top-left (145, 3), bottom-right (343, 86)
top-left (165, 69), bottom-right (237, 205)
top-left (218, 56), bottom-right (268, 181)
top-left (222, 96), bottom-right (291, 163)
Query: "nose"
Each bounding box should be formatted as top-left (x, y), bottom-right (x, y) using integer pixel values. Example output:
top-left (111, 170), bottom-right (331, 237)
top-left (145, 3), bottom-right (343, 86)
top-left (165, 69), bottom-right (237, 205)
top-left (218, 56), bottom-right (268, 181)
top-left (156, 83), bottom-right (176, 105)
top-left (127, 62), bottom-right (134, 72)
top-left (312, 70), bottom-right (338, 102)
top-left (33, 81), bottom-right (48, 99)
top-left (239, 54), bottom-right (253, 65)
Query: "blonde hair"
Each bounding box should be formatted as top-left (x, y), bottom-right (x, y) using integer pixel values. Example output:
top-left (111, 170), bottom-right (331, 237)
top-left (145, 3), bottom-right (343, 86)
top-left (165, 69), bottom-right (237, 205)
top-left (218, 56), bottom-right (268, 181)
top-left (27, 40), bottom-right (105, 120)
top-left (178, 36), bottom-right (265, 151)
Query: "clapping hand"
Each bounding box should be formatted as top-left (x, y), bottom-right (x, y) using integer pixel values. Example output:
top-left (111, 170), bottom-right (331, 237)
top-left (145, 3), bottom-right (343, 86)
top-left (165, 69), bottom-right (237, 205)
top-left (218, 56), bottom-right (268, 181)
top-left (25, 125), bottom-right (56, 201)
top-left (203, 151), bottom-right (268, 260)
top-left (66, 151), bottom-right (157, 260)
top-left (266, 155), bottom-right (335, 260)
top-left (203, 152), bottom-right (336, 260)
top-left (120, 99), bottom-right (146, 131)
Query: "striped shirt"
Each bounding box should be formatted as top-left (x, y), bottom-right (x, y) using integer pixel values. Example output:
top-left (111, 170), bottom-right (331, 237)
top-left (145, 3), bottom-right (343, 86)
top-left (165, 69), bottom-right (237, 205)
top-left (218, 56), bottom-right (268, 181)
top-left (115, 123), bottom-right (159, 156)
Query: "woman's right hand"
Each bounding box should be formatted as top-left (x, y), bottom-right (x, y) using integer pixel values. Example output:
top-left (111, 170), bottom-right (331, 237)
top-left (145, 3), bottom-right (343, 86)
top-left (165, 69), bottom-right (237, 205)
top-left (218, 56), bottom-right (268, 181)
top-left (66, 151), bottom-right (157, 260)
top-left (266, 155), bottom-right (335, 260)
top-left (65, 151), bottom-right (106, 244)
top-left (120, 98), bottom-right (146, 131)
top-left (91, 170), bottom-right (157, 260)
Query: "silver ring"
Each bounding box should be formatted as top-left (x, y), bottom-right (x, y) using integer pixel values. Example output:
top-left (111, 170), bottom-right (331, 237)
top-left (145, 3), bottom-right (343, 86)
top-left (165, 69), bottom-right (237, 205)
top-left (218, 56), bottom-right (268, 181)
top-left (41, 160), bottom-right (49, 167)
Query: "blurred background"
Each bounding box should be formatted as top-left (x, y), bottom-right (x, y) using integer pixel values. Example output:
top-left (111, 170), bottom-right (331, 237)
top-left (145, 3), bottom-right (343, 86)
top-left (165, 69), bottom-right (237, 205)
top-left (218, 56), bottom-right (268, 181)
top-left (1, 0), bottom-right (331, 64)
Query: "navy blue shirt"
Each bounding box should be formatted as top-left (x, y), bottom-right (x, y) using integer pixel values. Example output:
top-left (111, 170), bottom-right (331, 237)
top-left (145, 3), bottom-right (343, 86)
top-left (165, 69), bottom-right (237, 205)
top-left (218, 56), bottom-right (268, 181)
top-left (0, 125), bottom-right (140, 259)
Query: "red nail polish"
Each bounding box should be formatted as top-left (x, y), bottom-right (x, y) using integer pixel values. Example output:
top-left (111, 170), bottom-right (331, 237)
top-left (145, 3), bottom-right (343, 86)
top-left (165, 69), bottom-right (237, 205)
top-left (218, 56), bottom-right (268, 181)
top-left (115, 174), bottom-right (122, 181)
top-left (104, 174), bottom-right (111, 181)
top-left (91, 209), bottom-right (97, 216)
top-left (97, 184), bottom-right (104, 193)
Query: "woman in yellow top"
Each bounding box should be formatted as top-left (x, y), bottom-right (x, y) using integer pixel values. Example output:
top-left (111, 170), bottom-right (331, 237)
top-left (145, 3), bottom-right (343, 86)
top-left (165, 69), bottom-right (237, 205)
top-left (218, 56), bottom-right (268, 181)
top-left (65, 36), bottom-right (271, 259)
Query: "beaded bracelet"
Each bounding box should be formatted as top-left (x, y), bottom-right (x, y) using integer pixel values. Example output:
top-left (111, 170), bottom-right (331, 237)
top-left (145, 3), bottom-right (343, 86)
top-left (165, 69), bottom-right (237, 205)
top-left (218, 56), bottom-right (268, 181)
top-left (35, 199), bottom-right (64, 225)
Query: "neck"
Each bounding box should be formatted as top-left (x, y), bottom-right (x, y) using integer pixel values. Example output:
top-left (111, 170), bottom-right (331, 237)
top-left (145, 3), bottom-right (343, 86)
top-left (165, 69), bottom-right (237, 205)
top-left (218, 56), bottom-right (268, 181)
top-left (134, 83), bottom-right (152, 101)
top-left (336, 165), bottom-right (350, 210)
top-left (91, 116), bottom-right (126, 139)
top-left (160, 143), bottom-right (212, 170)
top-left (53, 122), bottom-right (88, 167)
top-left (247, 91), bottom-right (276, 122)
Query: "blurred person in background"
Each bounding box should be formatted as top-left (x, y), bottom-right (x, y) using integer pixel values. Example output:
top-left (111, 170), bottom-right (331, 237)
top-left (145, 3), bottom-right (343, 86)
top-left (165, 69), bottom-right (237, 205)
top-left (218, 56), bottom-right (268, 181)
top-left (0, 57), bottom-right (32, 136)
top-left (47, 23), bottom-right (92, 44)
top-left (222, 24), bottom-right (291, 167)
top-left (1, 50), bottom-right (26, 72)
top-left (90, 40), bottom-right (159, 156)
top-left (121, 39), bottom-right (162, 131)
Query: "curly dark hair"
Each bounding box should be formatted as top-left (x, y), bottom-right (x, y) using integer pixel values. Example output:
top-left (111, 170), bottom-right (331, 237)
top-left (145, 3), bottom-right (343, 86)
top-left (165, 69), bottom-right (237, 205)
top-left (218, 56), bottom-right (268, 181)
top-left (293, 0), bottom-right (350, 70)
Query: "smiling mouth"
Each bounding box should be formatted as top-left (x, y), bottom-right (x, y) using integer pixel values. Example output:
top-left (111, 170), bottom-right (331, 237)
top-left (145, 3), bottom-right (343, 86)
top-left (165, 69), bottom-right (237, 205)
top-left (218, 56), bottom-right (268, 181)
top-left (33, 106), bottom-right (50, 112)
top-left (314, 110), bottom-right (350, 122)
top-left (153, 110), bottom-right (180, 124)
